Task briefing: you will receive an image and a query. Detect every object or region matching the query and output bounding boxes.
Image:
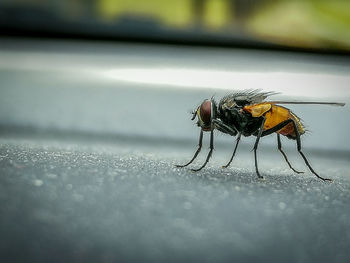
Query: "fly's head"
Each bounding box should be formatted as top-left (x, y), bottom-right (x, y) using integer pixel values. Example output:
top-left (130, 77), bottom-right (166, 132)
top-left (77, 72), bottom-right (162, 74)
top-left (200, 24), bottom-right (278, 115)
top-left (192, 99), bottom-right (217, 131)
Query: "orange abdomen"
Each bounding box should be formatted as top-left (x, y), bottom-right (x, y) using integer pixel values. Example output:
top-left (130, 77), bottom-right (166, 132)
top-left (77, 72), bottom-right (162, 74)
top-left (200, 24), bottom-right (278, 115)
top-left (244, 103), bottom-right (305, 138)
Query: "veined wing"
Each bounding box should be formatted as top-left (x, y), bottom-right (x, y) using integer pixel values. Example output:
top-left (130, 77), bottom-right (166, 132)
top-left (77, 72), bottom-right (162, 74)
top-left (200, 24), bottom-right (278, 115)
top-left (269, 101), bottom-right (345, 106)
top-left (219, 89), bottom-right (278, 108)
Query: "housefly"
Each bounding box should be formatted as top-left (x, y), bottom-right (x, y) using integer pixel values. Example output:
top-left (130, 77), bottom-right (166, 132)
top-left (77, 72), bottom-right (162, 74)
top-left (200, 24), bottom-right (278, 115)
top-left (176, 90), bottom-right (345, 181)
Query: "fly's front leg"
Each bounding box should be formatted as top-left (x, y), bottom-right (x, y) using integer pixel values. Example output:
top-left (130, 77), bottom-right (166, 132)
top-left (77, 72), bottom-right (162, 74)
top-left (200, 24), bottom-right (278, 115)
top-left (176, 130), bottom-right (203, 168)
top-left (211, 119), bottom-right (240, 168)
top-left (191, 129), bottom-right (214, 172)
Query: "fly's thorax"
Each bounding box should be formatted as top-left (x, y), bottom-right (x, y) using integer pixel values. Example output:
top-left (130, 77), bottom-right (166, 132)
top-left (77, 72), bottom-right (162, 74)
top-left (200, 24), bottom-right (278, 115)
top-left (218, 105), bottom-right (243, 131)
top-left (218, 104), bottom-right (264, 136)
top-left (218, 96), bottom-right (253, 129)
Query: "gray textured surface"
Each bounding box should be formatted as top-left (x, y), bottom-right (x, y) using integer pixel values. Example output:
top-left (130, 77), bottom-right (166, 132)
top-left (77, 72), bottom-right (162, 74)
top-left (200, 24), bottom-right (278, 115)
top-left (0, 136), bottom-right (350, 263)
top-left (0, 38), bottom-right (350, 262)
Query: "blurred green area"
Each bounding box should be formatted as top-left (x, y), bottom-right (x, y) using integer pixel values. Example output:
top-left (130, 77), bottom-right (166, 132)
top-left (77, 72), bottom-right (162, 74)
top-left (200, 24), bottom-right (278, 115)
top-left (247, 1), bottom-right (350, 49)
top-left (0, 0), bottom-right (349, 51)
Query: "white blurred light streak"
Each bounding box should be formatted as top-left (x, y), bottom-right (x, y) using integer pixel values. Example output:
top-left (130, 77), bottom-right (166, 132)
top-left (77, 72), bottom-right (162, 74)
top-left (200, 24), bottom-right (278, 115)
top-left (105, 67), bottom-right (350, 99)
top-left (1, 50), bottom-right (348, 99)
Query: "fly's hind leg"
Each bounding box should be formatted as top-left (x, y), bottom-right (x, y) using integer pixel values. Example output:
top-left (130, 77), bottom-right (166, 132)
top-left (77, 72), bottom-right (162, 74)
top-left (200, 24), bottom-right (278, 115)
top-left (291, 121), bottom-right (332, 182)
top-left (277, 134), bottom-right (304, 174)
top-left (262, 119), bottom-right (332, 181)
top-left (176, 130), bottom-right (203, 168)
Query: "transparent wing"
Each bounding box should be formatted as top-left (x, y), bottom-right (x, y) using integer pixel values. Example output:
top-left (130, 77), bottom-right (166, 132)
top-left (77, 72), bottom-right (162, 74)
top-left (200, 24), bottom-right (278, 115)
top-left (269, 101), bottom-right (345, 106)
top-left (219, 89), bottom-right (278, 108)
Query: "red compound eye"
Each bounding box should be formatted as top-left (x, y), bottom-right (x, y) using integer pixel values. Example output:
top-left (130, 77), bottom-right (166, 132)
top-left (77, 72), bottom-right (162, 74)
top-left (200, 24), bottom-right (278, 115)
top-left (199, 100), bottom-right (211, 125)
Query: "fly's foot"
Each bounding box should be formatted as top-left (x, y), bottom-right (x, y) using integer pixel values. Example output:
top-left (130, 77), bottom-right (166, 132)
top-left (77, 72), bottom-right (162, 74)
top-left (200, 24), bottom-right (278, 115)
top-left (319, 177), bottom-right (333, 182)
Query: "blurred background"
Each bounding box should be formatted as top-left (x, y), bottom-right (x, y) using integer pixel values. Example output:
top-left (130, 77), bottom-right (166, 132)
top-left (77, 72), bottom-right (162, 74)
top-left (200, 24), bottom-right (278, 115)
top-left (1, 0), bottom-right (350, 151)
top-left (0, 0), bottom-right (350, 51)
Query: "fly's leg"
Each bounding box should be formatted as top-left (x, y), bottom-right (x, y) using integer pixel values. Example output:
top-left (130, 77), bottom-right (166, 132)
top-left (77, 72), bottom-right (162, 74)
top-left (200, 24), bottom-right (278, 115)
top-left (262, 119), bottom-right (331, 181)
top-left (176, 130), bottom-right (203, 168)
top-left (191, 129), bottom-right (214, 172)
top-left (291, 121), bottom-right (332, 182)
top-left (212, 119), bottom-right (241, 168)
top-left (212, 119), bottom-right (238, 136)
top-left (277, 134), bottom-right (304, 174)
top-left (253, 118), bottom-right (266, 179)
top-left (222, 133), bottom-right (241, 168)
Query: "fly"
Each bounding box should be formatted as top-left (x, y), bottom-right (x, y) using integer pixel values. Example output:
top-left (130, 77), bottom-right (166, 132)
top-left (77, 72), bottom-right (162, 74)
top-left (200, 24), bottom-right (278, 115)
top-left (176, 90), bottom-right (345, 181)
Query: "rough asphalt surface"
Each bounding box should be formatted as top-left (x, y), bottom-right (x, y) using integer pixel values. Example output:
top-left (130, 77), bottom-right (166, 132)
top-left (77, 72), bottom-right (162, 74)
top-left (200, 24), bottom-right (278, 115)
top-left (1, 38), bottom-right (350, 262)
